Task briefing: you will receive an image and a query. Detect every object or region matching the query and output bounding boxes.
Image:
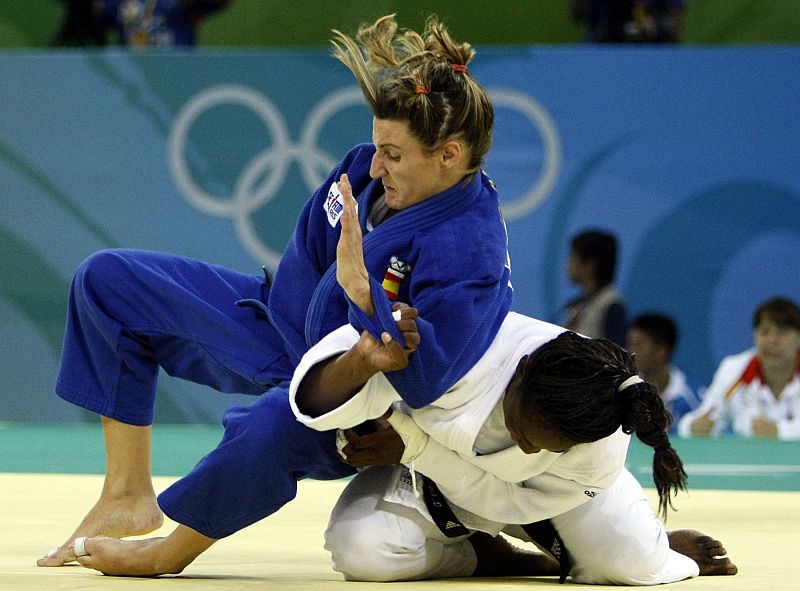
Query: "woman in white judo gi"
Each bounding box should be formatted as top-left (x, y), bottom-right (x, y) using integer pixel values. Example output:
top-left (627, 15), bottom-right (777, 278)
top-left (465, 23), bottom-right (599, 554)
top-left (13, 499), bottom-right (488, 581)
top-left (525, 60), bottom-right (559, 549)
top-left (291, 311), bottom-right (738, 584)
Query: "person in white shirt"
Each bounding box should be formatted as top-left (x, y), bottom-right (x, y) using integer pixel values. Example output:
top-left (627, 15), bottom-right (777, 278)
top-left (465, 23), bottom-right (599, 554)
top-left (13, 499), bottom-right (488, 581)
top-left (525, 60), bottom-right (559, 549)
top-left (678, 297), bottom-right (800, 440)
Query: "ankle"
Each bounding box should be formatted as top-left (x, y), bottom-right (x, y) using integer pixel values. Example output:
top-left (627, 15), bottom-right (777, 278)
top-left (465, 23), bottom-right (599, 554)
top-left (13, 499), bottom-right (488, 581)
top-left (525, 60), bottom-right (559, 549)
top-left (470, 532), bottom-right (558, 577)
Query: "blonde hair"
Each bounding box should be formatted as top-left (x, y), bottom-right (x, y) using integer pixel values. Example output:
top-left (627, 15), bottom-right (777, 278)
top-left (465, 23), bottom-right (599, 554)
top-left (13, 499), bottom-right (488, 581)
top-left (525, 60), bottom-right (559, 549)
top-left (331, 14), bottom-right (493, 170)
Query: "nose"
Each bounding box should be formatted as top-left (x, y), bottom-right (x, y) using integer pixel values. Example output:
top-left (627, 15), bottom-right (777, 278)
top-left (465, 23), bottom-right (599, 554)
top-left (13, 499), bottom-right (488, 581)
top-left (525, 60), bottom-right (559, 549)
top-left (370, 151), bottom-right (386, 179)
top-left (519, 442), bottom-right (542, 454)
top-left (510, 433), bottom-right (540, 454)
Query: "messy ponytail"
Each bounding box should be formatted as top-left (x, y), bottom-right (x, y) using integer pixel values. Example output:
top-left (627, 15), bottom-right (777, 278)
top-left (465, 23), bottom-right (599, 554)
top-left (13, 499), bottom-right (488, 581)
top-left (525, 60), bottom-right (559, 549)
top-left (331, 14), bottom-right (493, 170)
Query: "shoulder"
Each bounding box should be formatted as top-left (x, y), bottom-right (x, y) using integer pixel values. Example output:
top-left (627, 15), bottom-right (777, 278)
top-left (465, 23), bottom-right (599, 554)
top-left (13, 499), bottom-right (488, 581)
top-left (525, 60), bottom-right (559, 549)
top-left (598, 285), bottom-right (626, 307)
top-left (550, 429), bottom-right (628, 487)
top-left (716, 349), bottom-right (757, 376)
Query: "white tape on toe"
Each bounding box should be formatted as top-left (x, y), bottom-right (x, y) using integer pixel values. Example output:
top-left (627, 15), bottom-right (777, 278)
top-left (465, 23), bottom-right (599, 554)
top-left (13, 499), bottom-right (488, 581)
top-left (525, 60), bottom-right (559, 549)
top-left (73, 536), bottom-right (89, 557)
top-left (44, 547), bottom-right (59, 559)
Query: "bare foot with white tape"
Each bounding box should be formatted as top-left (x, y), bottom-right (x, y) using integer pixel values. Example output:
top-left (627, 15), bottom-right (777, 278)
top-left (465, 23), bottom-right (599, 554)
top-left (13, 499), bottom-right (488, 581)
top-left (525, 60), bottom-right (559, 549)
top-left (37, 493), bottom-right (163, 567)
top-left (73, 536), bottom-right (172, 577)
top-left (668, 529), bottom-right (738, 576)
top-left (72, 525), bottom-right (216, 577)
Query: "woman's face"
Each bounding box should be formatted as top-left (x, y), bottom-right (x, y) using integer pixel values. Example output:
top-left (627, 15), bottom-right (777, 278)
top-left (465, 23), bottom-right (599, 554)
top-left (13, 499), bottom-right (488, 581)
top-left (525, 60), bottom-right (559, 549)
top-left (502, 358), bottom-right (577, 455)
top-left (755, 318), bottom-right (800, 374)
top-left (369, 118), bottom-right (463, 211)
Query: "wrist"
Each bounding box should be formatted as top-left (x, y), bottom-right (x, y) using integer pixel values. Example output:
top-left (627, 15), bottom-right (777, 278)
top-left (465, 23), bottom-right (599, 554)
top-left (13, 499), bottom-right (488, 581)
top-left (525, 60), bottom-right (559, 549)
top-left (346, 279), bottom-right (374, 316)
top-left (342, 343), bottom-right (381, 382)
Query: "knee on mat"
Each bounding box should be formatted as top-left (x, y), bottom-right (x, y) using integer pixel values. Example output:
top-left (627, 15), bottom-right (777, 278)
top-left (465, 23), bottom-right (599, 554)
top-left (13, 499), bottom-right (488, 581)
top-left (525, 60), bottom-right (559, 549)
top-left (571, 543), bottom-right (667, 585)
top-left (325, 520), bottom-right (426, 582)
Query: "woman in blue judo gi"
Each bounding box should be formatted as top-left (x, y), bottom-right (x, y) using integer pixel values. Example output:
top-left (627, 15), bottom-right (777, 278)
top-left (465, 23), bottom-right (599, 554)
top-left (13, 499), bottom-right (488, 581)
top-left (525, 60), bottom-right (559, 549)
top-left (38, 14), bottom-right (513, 574)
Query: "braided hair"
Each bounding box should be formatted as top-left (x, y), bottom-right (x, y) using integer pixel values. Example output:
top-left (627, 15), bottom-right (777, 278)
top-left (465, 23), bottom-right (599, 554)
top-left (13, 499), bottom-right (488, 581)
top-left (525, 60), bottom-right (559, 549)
top-left (330, 14), bottom-right (493, 171)
top-left (518, 331), bottom-right (687, 519)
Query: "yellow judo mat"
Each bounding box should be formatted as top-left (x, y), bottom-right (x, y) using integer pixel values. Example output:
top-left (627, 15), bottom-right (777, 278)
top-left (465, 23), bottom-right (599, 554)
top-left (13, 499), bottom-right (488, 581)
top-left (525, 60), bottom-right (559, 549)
top-left (2, 424), bottom-right (799, 590)
top-left (3, 475), bottom-right (799, 590)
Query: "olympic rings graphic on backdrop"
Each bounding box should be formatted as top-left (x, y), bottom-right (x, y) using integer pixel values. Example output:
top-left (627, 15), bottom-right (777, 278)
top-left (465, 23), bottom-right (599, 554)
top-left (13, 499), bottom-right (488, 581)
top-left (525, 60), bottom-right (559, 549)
top-left (168, 84), bottom-right (560, 269)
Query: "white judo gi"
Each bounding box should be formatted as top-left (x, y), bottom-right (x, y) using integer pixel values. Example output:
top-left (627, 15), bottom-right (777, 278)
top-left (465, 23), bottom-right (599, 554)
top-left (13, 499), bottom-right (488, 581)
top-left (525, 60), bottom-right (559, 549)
top-left (290, 312), bottom-right (699, 584)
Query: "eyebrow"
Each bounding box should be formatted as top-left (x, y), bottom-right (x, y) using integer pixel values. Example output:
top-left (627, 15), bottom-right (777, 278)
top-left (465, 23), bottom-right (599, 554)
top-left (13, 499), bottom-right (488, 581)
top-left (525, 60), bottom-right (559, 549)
top-left (377, 142), bottom-right (402, 150)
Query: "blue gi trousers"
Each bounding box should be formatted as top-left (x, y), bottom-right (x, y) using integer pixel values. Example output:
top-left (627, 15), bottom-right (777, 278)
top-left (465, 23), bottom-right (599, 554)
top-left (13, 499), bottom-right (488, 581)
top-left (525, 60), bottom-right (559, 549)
top-left (57, 249), bottom-right (355, 538)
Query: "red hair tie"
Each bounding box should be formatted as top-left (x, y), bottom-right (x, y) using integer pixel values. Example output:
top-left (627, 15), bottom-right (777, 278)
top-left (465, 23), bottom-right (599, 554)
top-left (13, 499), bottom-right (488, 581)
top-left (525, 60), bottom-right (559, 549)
top-left (416, 84), bottom-right (430, 95)
top-left (450, 63), bottom-right (468, 73)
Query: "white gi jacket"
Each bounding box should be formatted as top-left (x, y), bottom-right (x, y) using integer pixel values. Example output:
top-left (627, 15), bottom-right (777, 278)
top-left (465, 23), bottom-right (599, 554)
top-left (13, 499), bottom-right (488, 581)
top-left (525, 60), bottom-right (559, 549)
top-left (290, 312), bottom-right (629, 533)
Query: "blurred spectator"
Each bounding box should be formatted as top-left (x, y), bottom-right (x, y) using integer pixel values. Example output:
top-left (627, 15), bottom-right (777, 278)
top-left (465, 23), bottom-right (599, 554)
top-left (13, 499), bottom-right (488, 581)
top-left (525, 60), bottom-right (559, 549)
top-left (678, 297), bottom-right (800, 440)
top-left (563, 228), bottom-right (628, 345)
top-left (52, 0), bottom-right (232, 47)
top-left (627, 313), bottom-right (703, 432)
top-left (568, 0), bottom-right (686, 43)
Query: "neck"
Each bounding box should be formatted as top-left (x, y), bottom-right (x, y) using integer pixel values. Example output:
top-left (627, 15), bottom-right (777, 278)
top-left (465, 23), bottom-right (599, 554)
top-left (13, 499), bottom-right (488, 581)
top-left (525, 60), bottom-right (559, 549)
top-left (762, 365), bottom-right (794, 397)
top-left (582, 280), bottom-right (604, 297)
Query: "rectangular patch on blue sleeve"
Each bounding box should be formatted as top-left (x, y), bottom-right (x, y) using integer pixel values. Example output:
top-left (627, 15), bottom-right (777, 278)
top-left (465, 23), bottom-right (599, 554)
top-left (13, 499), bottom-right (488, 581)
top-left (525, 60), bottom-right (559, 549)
top-left (324, 181), bottom-right (345, 227)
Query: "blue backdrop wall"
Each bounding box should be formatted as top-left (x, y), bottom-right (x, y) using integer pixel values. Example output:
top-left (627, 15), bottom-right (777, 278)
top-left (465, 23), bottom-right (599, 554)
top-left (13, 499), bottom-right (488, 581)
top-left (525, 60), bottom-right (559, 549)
top-left (2, 47), bottom-right (798, 422)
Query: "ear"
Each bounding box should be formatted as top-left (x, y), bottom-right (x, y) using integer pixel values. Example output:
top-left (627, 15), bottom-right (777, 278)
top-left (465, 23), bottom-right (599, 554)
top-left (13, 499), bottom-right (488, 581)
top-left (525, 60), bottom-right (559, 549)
top-left (438, 139), bottom-right (463, 169)
top-left (657, 345), bottom-right (672, 365)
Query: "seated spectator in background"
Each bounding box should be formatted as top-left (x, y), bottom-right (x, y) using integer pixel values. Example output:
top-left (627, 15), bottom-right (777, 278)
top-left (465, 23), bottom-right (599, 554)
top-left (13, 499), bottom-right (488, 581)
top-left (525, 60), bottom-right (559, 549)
top-left (626, 313), bottom-right (704, 433)
top-left (563, 229), bottom-right (628, 346)
top-left (52, 0), bottom-right (232, 47)
top-left (678, 297), bottom-right (800, 440)
top-left (568, 0), bottom-right (686, 44)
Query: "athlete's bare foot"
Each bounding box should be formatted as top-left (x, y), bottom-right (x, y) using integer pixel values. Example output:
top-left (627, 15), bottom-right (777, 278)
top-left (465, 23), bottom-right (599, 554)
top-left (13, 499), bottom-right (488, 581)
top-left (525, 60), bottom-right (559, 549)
top-left (74, 536), bottom-right (175, 577)
top-left (668, 529), bottom-right (738, 576)
top-left (37, 494), bottom-right (163, 567)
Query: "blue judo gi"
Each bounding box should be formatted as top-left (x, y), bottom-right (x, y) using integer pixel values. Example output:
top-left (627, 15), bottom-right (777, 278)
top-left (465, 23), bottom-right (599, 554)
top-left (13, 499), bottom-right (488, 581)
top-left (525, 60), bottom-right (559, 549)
top-left (56, 144), bottom-right (513, 538)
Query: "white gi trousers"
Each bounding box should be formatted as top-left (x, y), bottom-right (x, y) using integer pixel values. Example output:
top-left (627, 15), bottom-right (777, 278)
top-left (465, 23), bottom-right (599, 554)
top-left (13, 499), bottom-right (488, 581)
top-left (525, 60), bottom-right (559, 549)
top-left (324, 465), bottom-right (699, 585)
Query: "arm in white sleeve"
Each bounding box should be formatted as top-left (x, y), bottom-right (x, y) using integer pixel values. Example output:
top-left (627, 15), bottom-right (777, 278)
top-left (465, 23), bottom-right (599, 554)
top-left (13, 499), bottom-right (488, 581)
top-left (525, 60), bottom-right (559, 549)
top-left (776, 389), bottom-right (800, 440)
top-left (289, 324), bottom-right (399, 429)
top-left (408, 430), bottom-right (597, 524)
top-left (677, 357), bottom-right (738, 437)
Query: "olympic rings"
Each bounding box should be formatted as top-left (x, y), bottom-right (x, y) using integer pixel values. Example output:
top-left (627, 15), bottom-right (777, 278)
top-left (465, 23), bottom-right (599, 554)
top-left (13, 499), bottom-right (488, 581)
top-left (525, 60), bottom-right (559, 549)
top-left (167, 84), bottom-right (561, 269)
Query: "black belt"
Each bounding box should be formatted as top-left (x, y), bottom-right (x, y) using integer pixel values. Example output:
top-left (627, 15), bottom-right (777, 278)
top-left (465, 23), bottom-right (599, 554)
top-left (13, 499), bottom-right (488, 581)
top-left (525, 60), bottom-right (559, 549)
top-left (422, 475), bottom-right (571, 583)
top-left (422, 475), bottom-right (470, 537)
top-left (521, 519), bottom-right (572, 584)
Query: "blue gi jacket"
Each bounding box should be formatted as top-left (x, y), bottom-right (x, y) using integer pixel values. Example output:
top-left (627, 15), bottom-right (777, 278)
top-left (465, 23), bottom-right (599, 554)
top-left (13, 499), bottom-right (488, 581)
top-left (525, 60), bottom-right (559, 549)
top-left (268, 144), bottom-right (513, 408)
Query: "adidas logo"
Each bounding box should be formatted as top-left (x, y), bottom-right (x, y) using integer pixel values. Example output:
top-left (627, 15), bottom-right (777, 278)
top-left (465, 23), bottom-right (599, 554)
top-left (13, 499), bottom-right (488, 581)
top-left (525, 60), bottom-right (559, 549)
top-left (551, 539), bottom-right (562, 558)
top-left (445, 520), bottom-right (461, 529)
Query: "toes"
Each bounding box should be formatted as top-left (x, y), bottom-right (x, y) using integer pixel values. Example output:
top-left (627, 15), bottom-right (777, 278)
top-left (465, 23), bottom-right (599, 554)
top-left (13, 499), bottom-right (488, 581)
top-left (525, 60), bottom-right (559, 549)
top-left (702, 540), bottom-right (727, 558)
top-left (702, 537), bottom-right (722, 549)
top-left (37, 546), bottom-right (75, 567)
top-left (701, 558), bottom-right (738, 576)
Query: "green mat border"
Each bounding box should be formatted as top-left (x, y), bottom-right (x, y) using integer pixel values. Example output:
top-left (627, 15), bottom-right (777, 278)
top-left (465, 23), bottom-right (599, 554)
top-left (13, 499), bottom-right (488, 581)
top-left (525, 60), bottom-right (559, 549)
top-left (1, 423), bottom-right (798, 491)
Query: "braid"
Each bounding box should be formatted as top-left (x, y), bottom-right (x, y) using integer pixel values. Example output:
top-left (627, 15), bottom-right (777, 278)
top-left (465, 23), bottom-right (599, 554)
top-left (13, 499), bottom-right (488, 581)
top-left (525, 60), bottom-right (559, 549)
top-left (619, 381), bottom-right (687, 519)
top-left (521, 331), bottom-right (687, 519)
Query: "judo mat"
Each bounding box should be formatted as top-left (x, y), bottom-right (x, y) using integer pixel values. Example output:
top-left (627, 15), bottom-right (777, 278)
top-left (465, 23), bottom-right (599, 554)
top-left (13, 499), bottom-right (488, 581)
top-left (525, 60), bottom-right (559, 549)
top-left (1, 423), bottom-right (799, 591)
